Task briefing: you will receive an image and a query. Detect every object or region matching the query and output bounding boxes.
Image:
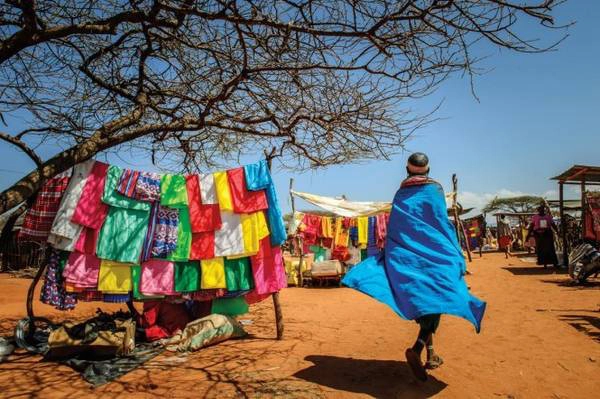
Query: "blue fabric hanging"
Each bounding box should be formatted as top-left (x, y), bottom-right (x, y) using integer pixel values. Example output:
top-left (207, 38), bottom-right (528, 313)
top-left (342, 181), bottom-right (486, 332)
top-left (366, 216), bottom-right (379, 257)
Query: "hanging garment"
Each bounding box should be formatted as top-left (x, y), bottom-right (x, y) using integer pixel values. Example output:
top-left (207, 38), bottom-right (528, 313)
top-left (131, 265), bottom-right (163, 300)
top-left (226, 167), bottom-right (268, 213)
top-left (244, 160), bottom-right (287, 246)
top-left (334, 217), bottom-right (350, 248)
top-left (151, 205), bottom-right (179, 257)
top-left (160, 174), bottom-right (189, 208)
top-left (140, 259), bottom-right (176, 295)
top-left (376, 213), bottom-right (389, 248)
top-left (103, 294), bottom-right (131, 303)
top-left (190, 230), bottom-right (215, 260)
top-left (366, 216), bottom-right (379, 257)
top-left (321, 216), bottom-right (335, 238)
top-left (166, 207), bottom-right (192, 262)
top-left (224, 257), bottom-right (254, 291)
top-left (301, 214), bottom-right (322, 245)
top-left (48, 160), bottom-right (95, 251)
top-left (96, 166), bottom-right (151, 263)
top-left (288, 211), bottom-right (305, 235)
top-left (342, 180), bottom-right (486, 332)
top-left (357, 216), bottom-right (369, 247)
top-left (116, 169), bottom-right (141, 198)
top-left (63, 252), bottom-right (101, 288)
top-left (249, 237), bottom-right (287, 295)
top-left (40, 249), bottom-right (77, 310)
top-left (135, 172), bottom-right (161, 202)
top-left (186, 174), bottom-right (221, 233)
top-left (175, 261), bottom-right (201, 292)
top-left (73, 227), bottom-right (101, 255)
top-left (214, 211), bottom-right (245, 257)
top-left (200, 257), bottom-right (227, 289)
top-left (214, 171), bottom-right (234, 211)
top-left (309, 245), bottom-right (328, 262)
top-left (238, 211), bottom-right (270, 256)
top-left (199, 173), bottom-right (218, 204)
top-left (19, 174), bottom-right (71, 242)
top-left (141, 202), bottom-right (159, 262)
top-left (211, 297), bottom-right (249, 316)
top-left (97, 260), bottom-right (133, 293)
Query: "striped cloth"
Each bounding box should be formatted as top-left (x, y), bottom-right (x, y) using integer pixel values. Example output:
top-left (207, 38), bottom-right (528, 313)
top-left (18, 174), bottom-right (71, 241)
top-left (116, 169), bottom-right (141, 198)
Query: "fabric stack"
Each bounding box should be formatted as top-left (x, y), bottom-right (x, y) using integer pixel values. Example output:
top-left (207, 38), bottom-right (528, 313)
top-left (19, 159), bottom-right (287, 310)
top-left (290, 212), bottom-right (390, 264)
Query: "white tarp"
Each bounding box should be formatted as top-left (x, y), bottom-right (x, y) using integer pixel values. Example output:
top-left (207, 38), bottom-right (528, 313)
top-left (291, 190), bottom-right (456, 218)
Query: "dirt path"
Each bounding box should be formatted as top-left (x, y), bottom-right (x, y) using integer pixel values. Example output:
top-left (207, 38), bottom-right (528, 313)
top-left (0, 252), bottom-right (599, 398)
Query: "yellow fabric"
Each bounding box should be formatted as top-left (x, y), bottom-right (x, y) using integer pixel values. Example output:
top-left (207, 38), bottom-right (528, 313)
top-left (357, 217), bottom-right (369, 245)
top-left (214, 171), bottom-right (233, 211)
top-left (200, 257), bottom-right (227, 289)
top-left (230, 212), bottom-right (270, 259)
top-left (334, 218), bottom-right (349, 248)
top-left (321, 216), bottom-right (334, 238)
top-left (98, 260), bottom-right (133, 293)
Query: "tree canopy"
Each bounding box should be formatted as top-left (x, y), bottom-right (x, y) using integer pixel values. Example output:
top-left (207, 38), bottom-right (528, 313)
top-left (0, 0), bottom-right (566, 213)
top-left (483, 195), bottom-right (545, 214)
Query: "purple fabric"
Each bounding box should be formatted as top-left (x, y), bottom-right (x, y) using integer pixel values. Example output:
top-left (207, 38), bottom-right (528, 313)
top-left (40, 249), bottom-right (77, 310)
top-left (151, 205), bottom-right (179, 257)
top-left (136, 172), bottom-right (161, 202)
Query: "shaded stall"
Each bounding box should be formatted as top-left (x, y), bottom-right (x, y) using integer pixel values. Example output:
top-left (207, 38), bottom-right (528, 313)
top-left (551, 165), bottom-right (600, 266)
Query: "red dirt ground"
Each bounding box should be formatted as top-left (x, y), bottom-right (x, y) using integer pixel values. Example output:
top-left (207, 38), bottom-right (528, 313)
top-left (0, 252), bottom-right (599, 398)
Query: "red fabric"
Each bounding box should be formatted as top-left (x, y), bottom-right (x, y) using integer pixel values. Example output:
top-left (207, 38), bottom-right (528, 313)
top-left (250, 237), bottom-right (287, 295)
top-left (18, 176), bottom-right (70, 241)
top-left (244, 291), bottom-right (272, 305)
top-left (138, 301), bottom-right (192, 341)
top-left (498, 236), bottom-right (512, 249)
top-left (71, 161), bottom-right (110, 229)
top-left (400, 175), bottom-right (436, 188)
top-left (190, 231), bottom-right (215, 260)
top-left (301, 214), bottom-right (322, 245)
top-left (320, 237), bottom-right (333, 249)
top-left (226, 167), bottom-right (268, 213)
top-left (74, 226), bottom-right (100, 255)
top-left (186, 174), bottom-right (222, 233)
top-left (332, 246), bottom-right (350, 262)
top-left (376, 213), bottom-right (389, 248)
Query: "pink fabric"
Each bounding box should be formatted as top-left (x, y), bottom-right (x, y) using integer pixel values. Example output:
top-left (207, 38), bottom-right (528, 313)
top-left (71, 161), bottom-right (110, 229)
top-left (73, 226), bottom-right (100, 255)
top-left (375, 213), bottom-right (389, 248)
top-left (250, 237), bottom-right (287, 295)
top-left (532, 214), bottom-right (553, 231)
top-left (140, 259), bottom-right (176, 295)
top-left (62, 252), bottom-right (101, 288)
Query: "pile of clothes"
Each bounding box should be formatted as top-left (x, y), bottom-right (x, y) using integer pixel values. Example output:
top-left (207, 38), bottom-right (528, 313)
top-left (19, 159), bottom-right (287, 311)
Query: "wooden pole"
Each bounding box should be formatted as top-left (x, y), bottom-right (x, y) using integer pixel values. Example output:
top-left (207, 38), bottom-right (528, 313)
top-left (559, 181), bottom-right (568, 267)
top-left (265, 153), bottom-right (284, 340)
top-left (581, 179), bottom-right (586, 241)
top-left (452, 174), bottom-right (472, 262)
top-left (289, 178), bottom-right (304, 288)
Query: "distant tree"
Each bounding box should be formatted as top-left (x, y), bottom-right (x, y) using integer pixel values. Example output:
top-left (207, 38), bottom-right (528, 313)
top-left (0, 1), bottom-right (567, 213)
top-left (483, 196), bottom-right (545, 214)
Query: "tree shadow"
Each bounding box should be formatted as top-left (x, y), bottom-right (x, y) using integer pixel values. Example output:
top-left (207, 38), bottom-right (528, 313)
top-left (294, 355), bottom-right (447, 398)
top-left (539, 279), bottom-right (600, 290)
top-left (558, 314), bottom-right (600, 342)
top-left (502, 266), bottom-right (567, 276)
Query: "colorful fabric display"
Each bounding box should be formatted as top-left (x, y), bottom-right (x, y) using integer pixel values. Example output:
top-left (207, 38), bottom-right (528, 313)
top-left (190, 230), bottom-right (215, 260)
top-left (117, 169), bottom-right (141, 198)
top-left (151, 205), bottom-right (179, 257)
top-left (199, 173), bottom-right (218, 204)
top-left (40, 249), bottom-right (77, 310)
top-left (103, 293), bottom-right (131, 303)
top-left (140, 259), bottom-right (176, 295)
top-left (160, 174), bottom-right (189, 208)
top-left (250, 237), bottom-right (286, 295)
top-left (211, 297), bottom-right (249, 316)
top-left (357, 216), bottom-right (369, 247)
top-left (288, 211), bottom-right (305, 235)
top-left (186, 174), bottom-right (221, 233)
top-left (141, 202), bottom-right (159, 261)
top-left (97, 260), bottom-right (133, 293)
top-left (135, 172), bottom-right (161, 202)
top-left (214, 211), bottom-right (245, 257)
top-left (131, 265), bottom-right (163, 300)
top-left (334, 217), bottom-right (349, 248)
top-left (321, 216), bottom-right (334, 238)
top-left (214, 171), bottom-right (234, 211)
top-left (301, 214), bottom-right (322, 245)
top-left (48, 159), bottom-right (95, 251)
top-left (200, 257), bottom-right (227, 289)
top-left (239, 211), bottom-right (270, 256)
top-left (62, 252), bottom-right (101, 288)
top-left (166, 207), bottom-right (192, 261)
top-left (224, 257), bottom-right (254, 291)
top-left (227, 167), bottom-right (268, 213)
top-left (376, 213), bottom-right (389, 248)
top-left (244, 160), bottom-right (287, 246)
top-left (96, 165), bottom-right (151, 263)
top-left (367, 216), bottom-right (379, 257)
top-left (19, 174), bottom-right (71, 241)
top-left (309, 245), bottom-right (328, 262)
top-left (175, 261), bottom-right (201, 292)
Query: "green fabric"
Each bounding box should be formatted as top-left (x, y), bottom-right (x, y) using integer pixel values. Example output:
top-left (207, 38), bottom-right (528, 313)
top-left (131, 265), bottom-right (163, 300)
top-left (175, 261), bottom-right (200, 292)
top-left (166, 207), bottom-right (191, 262)
top-left (97, 206), bottom-right (150, 264)
top-left (224, 257), bottom-right (254, 291)
top-left (102, 165), bottom-right (150, 211)
top-left (211, 297), bottom-right (249, 316)
top-left (360, 249), bottom-right (368, 261)
top-left (58, 251), bottom-right (70, 274)
top-left (160, 174), bottom-right (188, 208)
top-left (309, 245), bottom-right (327, 262)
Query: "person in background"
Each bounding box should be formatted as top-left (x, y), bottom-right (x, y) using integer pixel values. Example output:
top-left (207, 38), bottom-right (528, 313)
top-left (497, 215), bottom-right (513, 259)
top-left (345, 239), bottom-right (361, 271)
top-left (527, 205), bottom-right (559, 268)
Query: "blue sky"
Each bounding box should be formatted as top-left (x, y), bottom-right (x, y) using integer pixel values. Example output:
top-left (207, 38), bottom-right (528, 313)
top-left (1, 1), bottom-right (599, 216)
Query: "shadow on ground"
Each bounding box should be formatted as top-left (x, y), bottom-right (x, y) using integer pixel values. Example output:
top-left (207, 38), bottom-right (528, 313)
top-left (559, 314), bottom-right (600, 343)
top-left (502, 266), bottom-right (567, 276)
top-left (294, 355), bottom-right (447, 398)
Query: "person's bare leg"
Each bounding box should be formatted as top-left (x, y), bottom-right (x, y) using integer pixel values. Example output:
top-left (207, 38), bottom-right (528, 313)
top-left (425, 334), bottom-right (444, 369)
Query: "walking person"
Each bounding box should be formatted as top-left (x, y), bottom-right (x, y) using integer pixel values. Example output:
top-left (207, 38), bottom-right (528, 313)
top-left (497, 215), bottom-right (513, 259)
top-left (343, 152), bottom-right (486, 382)
top-left (526, 205), bottom-right (559, 268)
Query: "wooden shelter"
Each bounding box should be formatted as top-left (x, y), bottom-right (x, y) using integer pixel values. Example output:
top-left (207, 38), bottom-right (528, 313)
top-left (551, 165), bottom-right (600, 266)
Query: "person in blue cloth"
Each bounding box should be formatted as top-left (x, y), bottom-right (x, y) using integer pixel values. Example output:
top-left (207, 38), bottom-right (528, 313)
top-left (342, 152), bottom-right (486, 382)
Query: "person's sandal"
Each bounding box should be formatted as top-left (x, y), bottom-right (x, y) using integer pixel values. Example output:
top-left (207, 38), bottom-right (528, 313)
top-left (425, 353), bottom-right (444, 370)
top-left (405, 348), bottom-right (428, 382)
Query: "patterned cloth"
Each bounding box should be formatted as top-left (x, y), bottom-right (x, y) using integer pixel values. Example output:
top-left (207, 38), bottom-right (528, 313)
top-left (152, 206), bottom-right (179, 257)
top-left (136, 172), bottom-right (161, 202)
top-left (19, 176), bottom-right (70, 241)
top-left (40, 249), bottom-right (77, 310)
top-left (117, 169), bottom-right (141, 198)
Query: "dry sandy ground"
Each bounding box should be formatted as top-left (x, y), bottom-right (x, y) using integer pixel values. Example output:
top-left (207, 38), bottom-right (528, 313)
top-left (0, 252), bottom-right (599, 398)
